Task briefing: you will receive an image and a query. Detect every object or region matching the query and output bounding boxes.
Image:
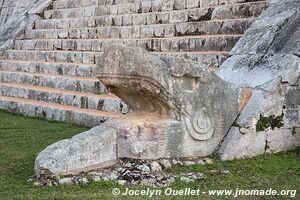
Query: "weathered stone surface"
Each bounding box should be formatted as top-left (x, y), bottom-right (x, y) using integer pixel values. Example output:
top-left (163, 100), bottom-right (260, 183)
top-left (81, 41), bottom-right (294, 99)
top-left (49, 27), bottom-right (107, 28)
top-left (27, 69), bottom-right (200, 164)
top-left (219, 127), bottom-right (267, 160)
top-left (266, 129), bottom-right (300, 153)
top-left (0, 0), bottom-right (53, 49)
top-left (97, 45), bottom-right (240, 158)
top-left (217, 0), bottom-right (300, 160)
top-left (35, 125), bottom-right (118, 176)
top-left (219, 127), bottom-right (300, 160)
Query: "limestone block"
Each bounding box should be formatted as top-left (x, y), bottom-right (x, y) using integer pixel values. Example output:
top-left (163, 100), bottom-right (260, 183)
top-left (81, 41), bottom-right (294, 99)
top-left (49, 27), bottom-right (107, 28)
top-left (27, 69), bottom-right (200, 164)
top-left (156, 12), bottom-right (169, 24)
top-left (130, 3), bottom-right (140, 13)
top-left (35, 126), bottom-right (118, 176)
top-left (188, 8), bottom-right (213, 22)
top-left (58, 30), bottom-right (68, 39)
top-left (200, 0), bottom-right (218, 7)
top-left (119, 4), bottom-right (132, 15)
top-left (141, 1), bottom-right (152, 13)
top-left (103, 16), bottom-right (112, 26)
top-left (113, 15), bottom-right (123, 26)
top-left (130, 26), bottom-right (140, 38)
top-left (169, 10), bottom-right (188, 23)
top-left (108, 27), bottom-right (120, 39)
top-left (266, 129), bottom-right (299, 153)
top-left (132, 14), bottom-right (145, 25)
top-left (187, 0), bottom-right (199, 8)
top-left (140, 25), bottom-right (154, 38)
top-left (154, 25), bottom-right (165, 37)
top-left (219, 128), bottom-right (267, 160)
top-left (174, 0), bottom-right (186, 10)
top-left (211, 1), bottom-right (267, 20)
top-left (109, 5), bottom-right (118, 15)
top-left (146, 13), bottom-right (156, 25)
top-left (122, 15), bottom-right (133, 26)
top-left (164, 25), bottom-right (175, 37)
top-left (161, 0), bottom-right (175, 11)
top-left (120, 27), bottom-right (131, 38)
top-left (152, 0), bottom-right (162, 12)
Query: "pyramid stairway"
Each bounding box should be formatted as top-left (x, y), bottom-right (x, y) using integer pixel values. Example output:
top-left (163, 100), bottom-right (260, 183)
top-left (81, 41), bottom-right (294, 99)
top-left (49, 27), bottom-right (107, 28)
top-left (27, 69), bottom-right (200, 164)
top-left (0, 0), bottom-right (269, 126)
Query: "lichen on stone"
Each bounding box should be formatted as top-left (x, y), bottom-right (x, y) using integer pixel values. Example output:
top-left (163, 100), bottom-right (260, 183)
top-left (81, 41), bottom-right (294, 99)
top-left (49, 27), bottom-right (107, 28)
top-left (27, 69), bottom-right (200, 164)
top-left (256, 114), bottom-right (284, 132)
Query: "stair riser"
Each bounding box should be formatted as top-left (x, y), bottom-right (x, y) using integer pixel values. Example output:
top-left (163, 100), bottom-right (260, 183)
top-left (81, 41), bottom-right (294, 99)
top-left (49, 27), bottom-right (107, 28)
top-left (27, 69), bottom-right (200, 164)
top-left (53, 0), bottom-right (135, 10)
top-left (158, 53), bottom-right (229, 69)
top-left (0, 86), bottom-right (128, 113)
top-left (0, 99), bottom-right (109, 126)
top-left (53, 0), bottom-right (265, 10)
top-left (0, 72), bottom-right (106, 94)
top-left (0, 60), bottom-right (96, 77)
top-left (26, 19), bottom-right (254, 40)
top-left (0, 50), bottom-right (228, 68)
top-left (35, 3), bottom-right (266, 29)
top-left (212, 1), bottom-right (268, 20)
top-left (14, 37), bottom-right (241, 52)
top-left (47, 1), bottom-right (267, 19)
top-left (0, 50), bottom-right (100, 65)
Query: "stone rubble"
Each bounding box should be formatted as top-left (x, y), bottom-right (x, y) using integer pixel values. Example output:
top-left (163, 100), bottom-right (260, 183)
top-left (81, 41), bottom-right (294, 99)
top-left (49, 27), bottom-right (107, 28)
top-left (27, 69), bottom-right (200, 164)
top-left (34, 158), bottom-right (213, 187)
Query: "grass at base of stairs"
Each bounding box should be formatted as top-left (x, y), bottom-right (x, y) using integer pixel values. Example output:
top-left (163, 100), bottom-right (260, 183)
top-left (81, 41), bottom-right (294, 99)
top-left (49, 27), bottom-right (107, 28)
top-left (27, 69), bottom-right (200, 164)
top-left (0, 110), bottom-right (299, 199)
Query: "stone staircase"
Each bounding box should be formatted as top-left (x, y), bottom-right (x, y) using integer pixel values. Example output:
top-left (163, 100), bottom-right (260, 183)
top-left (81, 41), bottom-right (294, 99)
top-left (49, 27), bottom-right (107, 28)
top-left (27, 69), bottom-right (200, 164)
top-left (0, 0), bottom-right (269, 126)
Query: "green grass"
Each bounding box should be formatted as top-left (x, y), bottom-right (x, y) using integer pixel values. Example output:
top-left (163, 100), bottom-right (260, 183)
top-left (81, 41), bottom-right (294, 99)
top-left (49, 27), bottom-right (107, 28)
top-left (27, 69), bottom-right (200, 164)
top-left (0, 110), bottom-right (299, 200)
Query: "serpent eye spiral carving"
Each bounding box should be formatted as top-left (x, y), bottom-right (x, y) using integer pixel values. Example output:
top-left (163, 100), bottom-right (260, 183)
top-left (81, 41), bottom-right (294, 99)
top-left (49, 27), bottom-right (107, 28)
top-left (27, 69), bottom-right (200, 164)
top-left (187, 108), bottom-right (214, 141)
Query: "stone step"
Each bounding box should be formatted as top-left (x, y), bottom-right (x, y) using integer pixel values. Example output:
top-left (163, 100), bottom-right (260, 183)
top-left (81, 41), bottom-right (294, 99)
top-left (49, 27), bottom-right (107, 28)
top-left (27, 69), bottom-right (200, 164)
top-left (0, 50), bottom-right (100, 65)
top-left (0, 95), bottom-right (121, 127)
top-left (0, 71), bottom-right (106, 94)
top-left (53, 0), bottom-right (135, 10)
top-left (52, 0), bottom-right (265, 10)
top-left (0, 83), bottom-right (128, 113)
top-left (35, 2), bottom-right (267, 29)
top-left (154, 51), bottom-right (229, 70)
top-left (25, 18), bottom-right (255, 40)
top-left (0, 50), bottom-right (229, 68)
top-left (0, 60), bottom-right (96, 77)
top-left (14, 35), bottom-right (241, 52)
top-left (46, 1), bottom-right (267, 20)
top-left (45, 2), bottom-right (138, 19)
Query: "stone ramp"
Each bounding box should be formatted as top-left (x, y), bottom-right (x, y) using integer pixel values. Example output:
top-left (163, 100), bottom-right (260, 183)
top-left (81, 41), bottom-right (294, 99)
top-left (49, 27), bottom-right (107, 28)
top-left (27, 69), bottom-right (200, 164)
top-left (0, 0), bottom-right (269, 126)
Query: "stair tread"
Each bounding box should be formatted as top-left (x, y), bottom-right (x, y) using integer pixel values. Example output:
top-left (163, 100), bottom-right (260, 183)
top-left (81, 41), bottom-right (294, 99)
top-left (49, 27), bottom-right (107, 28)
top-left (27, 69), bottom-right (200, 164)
top-left (2, 49), bottom-right (229, 54)
top-left (0, 95), bottom-right (121, 117)
top-left (0, 59), bottom-right (97, 67)
top-left (52, 0), bottom-right (266, 10)
top-left (31, 17), bottom-right (256, 30)
top-left (0, 70), bottom-right (99, 81)
top-left (46, 1), bottom-right (268, 19)
top-left (0, 82), bottom-right (119, 100)
top-left (17, 34), bottom-right (243, 41)
top-left (53, 0), bottom-right (135, 9)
